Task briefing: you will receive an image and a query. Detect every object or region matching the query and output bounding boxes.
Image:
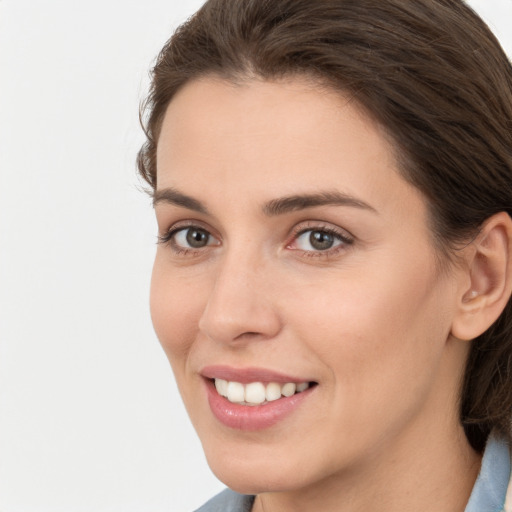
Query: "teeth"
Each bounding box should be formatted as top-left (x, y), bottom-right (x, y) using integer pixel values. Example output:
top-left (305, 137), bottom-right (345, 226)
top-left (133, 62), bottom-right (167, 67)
top-left (296, 382), bottom-right (309, 392)
top-left (215, 378), bottom-right (228, 397)
top-left (265, 382), bottom-right (282, 402)
top-left (244, 382), bottom-right (266, 405)
top-left (226, 381), bottom-right (245, 403)
top-left (214, 379), bottom-right (311, 405)
top-left (281, 383), bottom-right (296, 397)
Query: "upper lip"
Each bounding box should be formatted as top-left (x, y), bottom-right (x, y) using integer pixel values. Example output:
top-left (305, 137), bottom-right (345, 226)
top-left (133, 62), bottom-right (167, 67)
top-left (201, 365), bottom-right (313, 384)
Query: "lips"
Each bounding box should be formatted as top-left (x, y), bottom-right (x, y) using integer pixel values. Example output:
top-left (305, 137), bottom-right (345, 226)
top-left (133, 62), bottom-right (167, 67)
top-left (202, 365), bottom-right (313, 384)
top-left (201, 366), bottom-right (317, 430)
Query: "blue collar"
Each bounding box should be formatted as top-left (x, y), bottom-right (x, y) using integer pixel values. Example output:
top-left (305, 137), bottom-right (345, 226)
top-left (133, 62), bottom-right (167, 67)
top-left (465, 433), bottom-right (511, 512)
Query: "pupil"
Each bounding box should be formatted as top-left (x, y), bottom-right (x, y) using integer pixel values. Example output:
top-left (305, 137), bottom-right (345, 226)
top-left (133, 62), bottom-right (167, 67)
top-left (310, 231), bottom-right (333, 250)
top-left (186, 228), bottom-right (209, 248)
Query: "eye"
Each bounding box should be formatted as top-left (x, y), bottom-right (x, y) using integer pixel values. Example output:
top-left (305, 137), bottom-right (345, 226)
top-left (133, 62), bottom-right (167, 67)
top-left (159, 225), bottom-right (220, 252)
top-left (175, 227), bottom-right (212, 249)
top-left (288, 225), bottom-right (354, 255)
top-left (296, 230), bottom-right (340, 251)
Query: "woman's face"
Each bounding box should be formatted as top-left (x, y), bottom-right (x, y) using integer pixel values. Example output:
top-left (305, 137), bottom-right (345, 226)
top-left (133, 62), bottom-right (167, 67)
top-left (151, 77), bottom-right (469, 494)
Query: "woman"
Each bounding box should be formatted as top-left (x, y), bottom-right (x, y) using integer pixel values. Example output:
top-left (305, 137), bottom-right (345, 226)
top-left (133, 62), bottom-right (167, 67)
top-left (138, 0), bottom-right (512, 510)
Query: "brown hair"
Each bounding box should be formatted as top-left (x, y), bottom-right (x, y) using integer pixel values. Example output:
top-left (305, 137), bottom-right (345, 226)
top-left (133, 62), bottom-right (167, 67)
top-left (138, 0), bottom-right (512, 452)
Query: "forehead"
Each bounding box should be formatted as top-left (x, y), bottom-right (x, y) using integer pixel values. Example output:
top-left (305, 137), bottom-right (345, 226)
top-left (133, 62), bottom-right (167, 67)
top-left (158, 76), bottom-right (377, 146)
top-left (156, 76), bottom-right (425, 219)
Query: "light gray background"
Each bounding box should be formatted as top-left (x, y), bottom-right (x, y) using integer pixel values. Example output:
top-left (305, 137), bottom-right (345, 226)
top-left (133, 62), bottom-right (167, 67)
top-left (0, 1), bottom-right (511, 511)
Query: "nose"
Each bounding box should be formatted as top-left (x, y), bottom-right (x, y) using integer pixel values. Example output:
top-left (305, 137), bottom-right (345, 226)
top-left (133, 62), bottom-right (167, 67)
top-left (198, 252), bottom-right (282, 345)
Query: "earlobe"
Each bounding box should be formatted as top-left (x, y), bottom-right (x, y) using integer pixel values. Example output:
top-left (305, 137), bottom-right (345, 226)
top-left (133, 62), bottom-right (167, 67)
top-left (451, 212), bottom-right (512, 341)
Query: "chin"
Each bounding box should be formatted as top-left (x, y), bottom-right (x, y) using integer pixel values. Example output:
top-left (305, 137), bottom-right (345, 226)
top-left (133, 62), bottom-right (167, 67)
top-left (201, 438), bottom-right (332, 496)
top-left (208, 459), bottom-right (307, 495)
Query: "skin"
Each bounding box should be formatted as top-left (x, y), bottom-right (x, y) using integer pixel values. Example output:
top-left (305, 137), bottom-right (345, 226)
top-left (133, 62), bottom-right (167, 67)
top-left (151, 77), bottom-right (482, 512)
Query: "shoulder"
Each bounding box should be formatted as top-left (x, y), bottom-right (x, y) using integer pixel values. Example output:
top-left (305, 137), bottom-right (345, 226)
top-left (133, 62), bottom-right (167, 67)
top-left (194, 488), bottom-right (255, 512)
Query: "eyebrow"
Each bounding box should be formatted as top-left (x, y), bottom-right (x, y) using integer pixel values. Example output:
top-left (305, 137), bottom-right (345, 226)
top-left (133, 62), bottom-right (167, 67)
top-left (153, 187), bottom-right (209, 214)
top-left (263, 191), bottom-right (377, 216)
top-left (153, 187), bottom-right (377, 216)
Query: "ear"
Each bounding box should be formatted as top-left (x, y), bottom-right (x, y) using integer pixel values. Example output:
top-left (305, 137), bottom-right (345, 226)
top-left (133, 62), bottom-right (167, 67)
top-left (451, 212), bottom-right (512, 341)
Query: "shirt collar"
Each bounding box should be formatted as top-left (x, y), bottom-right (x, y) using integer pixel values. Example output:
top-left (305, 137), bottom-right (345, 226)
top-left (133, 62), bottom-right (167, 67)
top-left (465, 432), bottom-right (511, 512)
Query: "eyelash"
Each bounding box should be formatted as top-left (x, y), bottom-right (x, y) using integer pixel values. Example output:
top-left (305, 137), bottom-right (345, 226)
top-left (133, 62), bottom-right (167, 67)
top-left (157, 222), bottom-right (218, 256)
top-left (157, 221), bottom-right (354, 258)
top-left (287, 223), bottom-right (354, 257)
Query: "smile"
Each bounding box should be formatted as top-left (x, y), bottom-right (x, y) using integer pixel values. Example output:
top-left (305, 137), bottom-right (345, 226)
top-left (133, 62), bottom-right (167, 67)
top-left (201, 367), bottom-right (317, 430)
top-left (214, 379), bottom-right (311, 406)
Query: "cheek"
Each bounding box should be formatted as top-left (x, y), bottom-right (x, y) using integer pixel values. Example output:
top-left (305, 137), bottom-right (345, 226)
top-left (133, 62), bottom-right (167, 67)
top-left (149, 257), bottom-right (206, 368)
top-left (286, 256), bottom-right (454, 412)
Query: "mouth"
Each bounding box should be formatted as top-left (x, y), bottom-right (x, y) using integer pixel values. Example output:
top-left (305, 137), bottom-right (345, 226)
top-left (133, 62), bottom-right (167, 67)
top-left (201, 366), bottom-right (318, 430)
top-left (213, 378), bottom-right (313, 406)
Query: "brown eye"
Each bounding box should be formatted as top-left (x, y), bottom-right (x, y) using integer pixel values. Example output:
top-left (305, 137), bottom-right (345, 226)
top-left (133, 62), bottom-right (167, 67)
top-left (158, 226), bottom-right (221, 255)
top-left (309, 231), bottom-right (335, 250)
top-left (166, 226), bottom-right (219, 251)
top-left (294, 229), bottom-right (344, 252)
top-left (288, 225), bottom-right (354, 256)
top-left (185, 228), bottom-right (210, 248)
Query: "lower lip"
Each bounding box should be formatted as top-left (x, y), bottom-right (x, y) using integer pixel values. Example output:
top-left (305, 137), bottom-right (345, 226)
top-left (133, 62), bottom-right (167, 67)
top-left (205, 379), bottom-right (315, 431)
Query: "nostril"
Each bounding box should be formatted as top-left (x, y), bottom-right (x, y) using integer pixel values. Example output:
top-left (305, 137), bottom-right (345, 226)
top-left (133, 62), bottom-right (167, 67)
top-left (233, 331), bottom-right (262, 341)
